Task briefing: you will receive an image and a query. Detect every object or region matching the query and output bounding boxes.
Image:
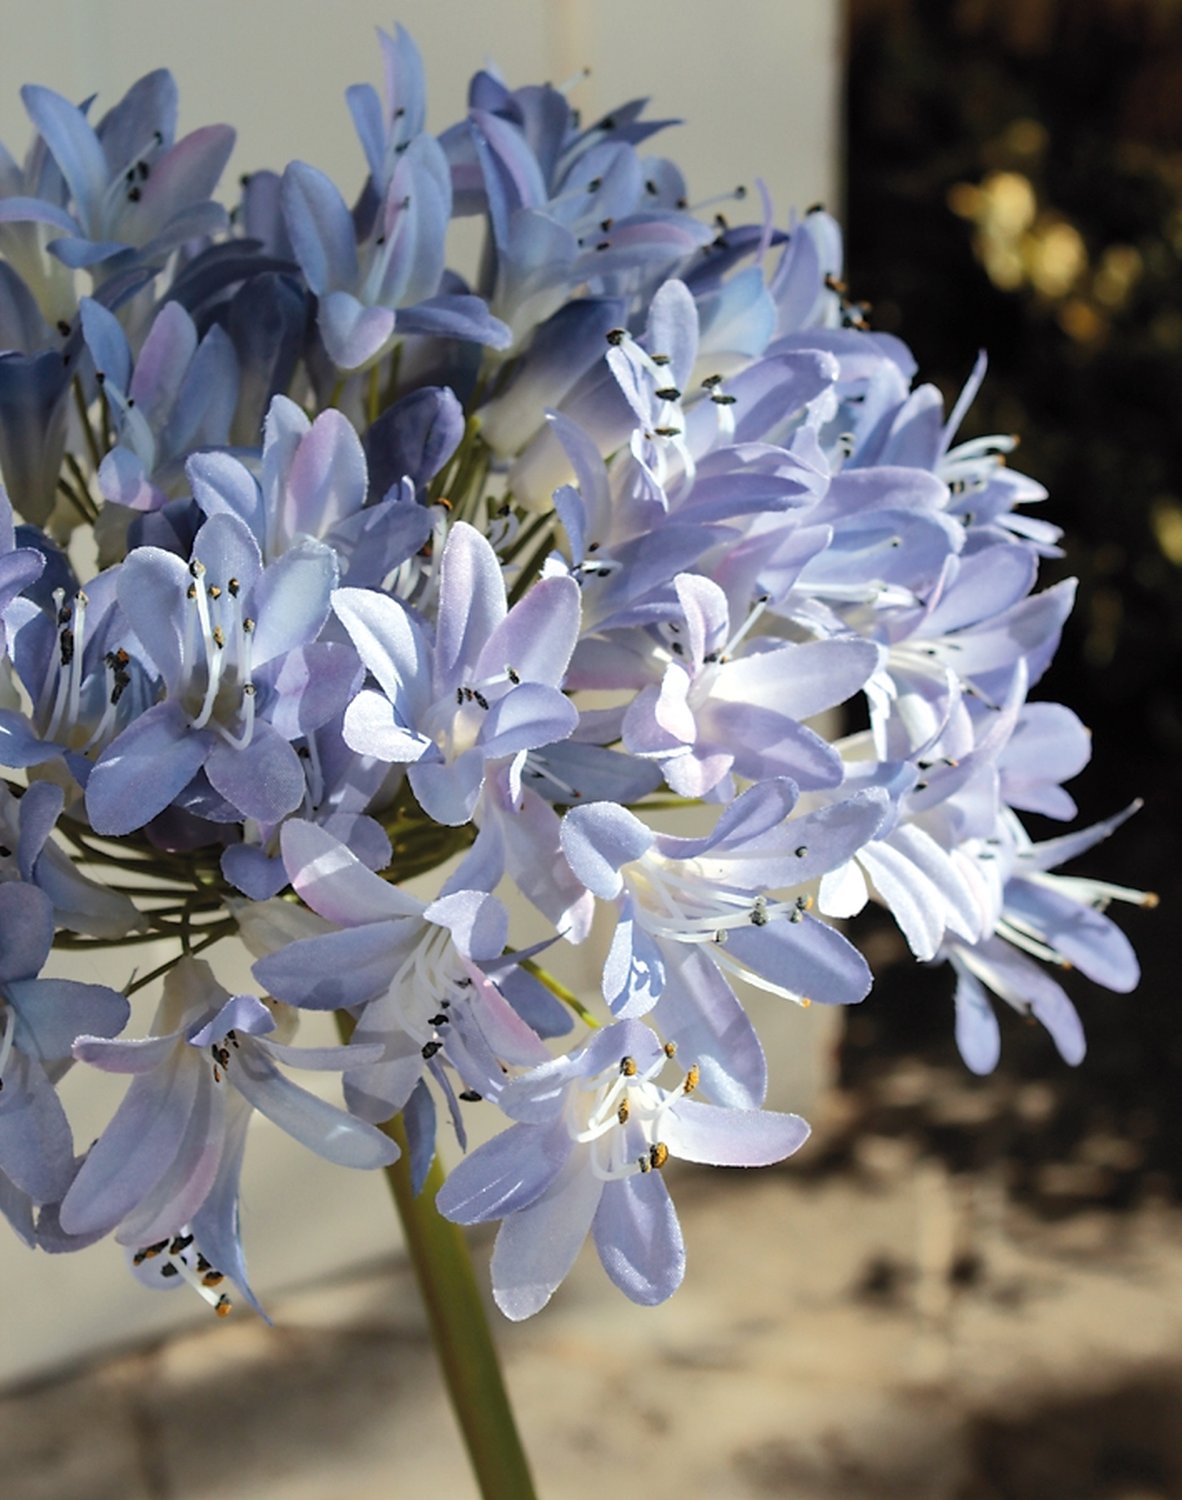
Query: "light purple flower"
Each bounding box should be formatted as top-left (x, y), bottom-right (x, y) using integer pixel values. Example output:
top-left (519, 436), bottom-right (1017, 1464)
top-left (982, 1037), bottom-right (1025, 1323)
top-left (334, 521), bottom-right (580, 825)
top-left (60, 957), bottom-right (396, 1311)
top-left (437, 1017), bottom-right (809, 1318)
top-left (85, 510), bottom-right (347, 835)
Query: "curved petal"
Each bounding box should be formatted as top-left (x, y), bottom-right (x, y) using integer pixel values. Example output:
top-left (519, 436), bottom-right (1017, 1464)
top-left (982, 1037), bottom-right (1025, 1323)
top-left (436, 1119), bottom-right (570, 1225)
top-left (205, 723), bottom-right (304, 824)
top-left (85, 702), bottom-right (211, 837)
top-left (230, 1040), bottom-right (399, 1169)
top-left (488, 1151), bottom-right (603, 1320)
top-left (663, 1096), bottom-right (810, 1165)
top-left (592, 1172), bottom-right (685, 1306)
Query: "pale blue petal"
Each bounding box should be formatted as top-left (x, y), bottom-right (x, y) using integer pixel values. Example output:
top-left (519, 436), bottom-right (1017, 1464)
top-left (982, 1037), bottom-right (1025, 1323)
top-left (723, 915), bottom-right (874, 1006)
top-left (436, 1119), bottom-right (570, 1225)
top-left (561, 802), bottom-right (654, 898)
top-left (85, 701), bottom-right (211, 836)
top-left (0, 881), bottom-right (53, 983)
top-left (592, 1172), bottom-right (684, 1306)
top-left (280, 162), bottom-right (359, 295)
top-left (229, 1039), bottom-right (399, 1169)
top-left (489, 1151), bottom-right (603, 1320)
top-left (59, 1054), bottom-right (199, 1236)
top-left (662, 1096), bottom-right (810, 1165)
top-left (205, 723), bottom-right (304, 824)
top-left (952, 967), bottom-right (1001, 1075)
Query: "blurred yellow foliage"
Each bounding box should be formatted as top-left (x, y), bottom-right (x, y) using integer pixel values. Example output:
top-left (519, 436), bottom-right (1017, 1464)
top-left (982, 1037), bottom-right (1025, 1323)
top-left (949, 165), bottom-right (1147, 341)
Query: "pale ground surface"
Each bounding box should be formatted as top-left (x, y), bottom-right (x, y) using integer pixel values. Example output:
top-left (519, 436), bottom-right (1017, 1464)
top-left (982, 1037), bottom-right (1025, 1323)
top-left (3, 1109), bottom-right (1180, 1500)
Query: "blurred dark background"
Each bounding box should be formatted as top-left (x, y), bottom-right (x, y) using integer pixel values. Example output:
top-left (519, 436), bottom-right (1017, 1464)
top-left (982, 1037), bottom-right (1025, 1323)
top-left (835, 0), bottom-right (1182, 1213)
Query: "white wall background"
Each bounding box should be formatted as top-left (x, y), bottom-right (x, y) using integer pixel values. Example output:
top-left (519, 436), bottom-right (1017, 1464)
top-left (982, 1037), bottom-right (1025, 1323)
top-left (0, 0), bottom-right (840, 1385)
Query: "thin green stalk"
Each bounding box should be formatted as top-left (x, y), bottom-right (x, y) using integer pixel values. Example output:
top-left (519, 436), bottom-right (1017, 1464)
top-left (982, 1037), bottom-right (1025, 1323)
top-left (335, 1015), bottom-right (537, 1500)
top-left (379, 1116), bottom-right (538, 1500)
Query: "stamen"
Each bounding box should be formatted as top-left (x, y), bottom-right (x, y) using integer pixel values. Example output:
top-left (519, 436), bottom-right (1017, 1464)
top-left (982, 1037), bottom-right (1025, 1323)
top-left (720, 595), bottom-right (769, 661)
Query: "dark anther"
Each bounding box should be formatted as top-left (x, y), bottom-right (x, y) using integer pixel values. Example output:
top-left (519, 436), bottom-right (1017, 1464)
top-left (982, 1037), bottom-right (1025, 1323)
top-left (127, 186), bottom-right (142, 202)
top-left (160, 1262), bottom-right (180, 1278)
top-left (56, 319), bottom-right (71, 336)
top-left (606, 328), bottom-right (627, 345)
top-left (588, 176), bottom-right (603, 192)
top-left (473, 690), bottom-right (489, 710)
top-left (795, 846), bottom-right (808, 858)
top-left (650, 353), bottom-right (671, 366)
top-left (654, 386), bottom-right (681, 401)
top-left (421, 1039), bottom-right (443, 1060)
top-left (507, 667), bottom-right (520, 684)
top-left (458, 1089), bottom-right (483, 1102)
top-left (596, 240), bottom-right (611, 251)
top-left (600, 217), bottom-right (614, 232)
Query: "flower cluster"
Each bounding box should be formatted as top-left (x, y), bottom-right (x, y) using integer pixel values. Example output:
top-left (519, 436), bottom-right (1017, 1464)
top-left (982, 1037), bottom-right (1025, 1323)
top-left (0, 29), bottom-right (1150, 1320)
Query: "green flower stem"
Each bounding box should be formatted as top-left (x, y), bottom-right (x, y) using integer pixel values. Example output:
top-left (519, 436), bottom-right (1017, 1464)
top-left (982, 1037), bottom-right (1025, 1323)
top-left (334, 1015), bottom-right (537, 1500)
top-left (377, 1115), bottom-right (539, 1500)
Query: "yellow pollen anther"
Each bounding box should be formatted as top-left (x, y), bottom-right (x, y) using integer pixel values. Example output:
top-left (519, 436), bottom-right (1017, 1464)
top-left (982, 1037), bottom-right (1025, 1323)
top-left (683, 1064), bottom-right (700, 1095)
top-left (649, 1142), bottom-right (669, 1170)
top-left (663, 1040), bottom-right (677, 1058)
top-left (1143, 892), bottom-right (1160, 909)
top-left (620, 1056), bottom-right (638, 1077)
top-left (617, 1100), bottom-right (630, 1124)
top-left (800, 997), bottom-right (812, 1009)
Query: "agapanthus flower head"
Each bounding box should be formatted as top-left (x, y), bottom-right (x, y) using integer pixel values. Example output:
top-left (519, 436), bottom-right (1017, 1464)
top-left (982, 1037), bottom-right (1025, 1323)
top-left (0, 28), bottom-right (1149, 1330)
